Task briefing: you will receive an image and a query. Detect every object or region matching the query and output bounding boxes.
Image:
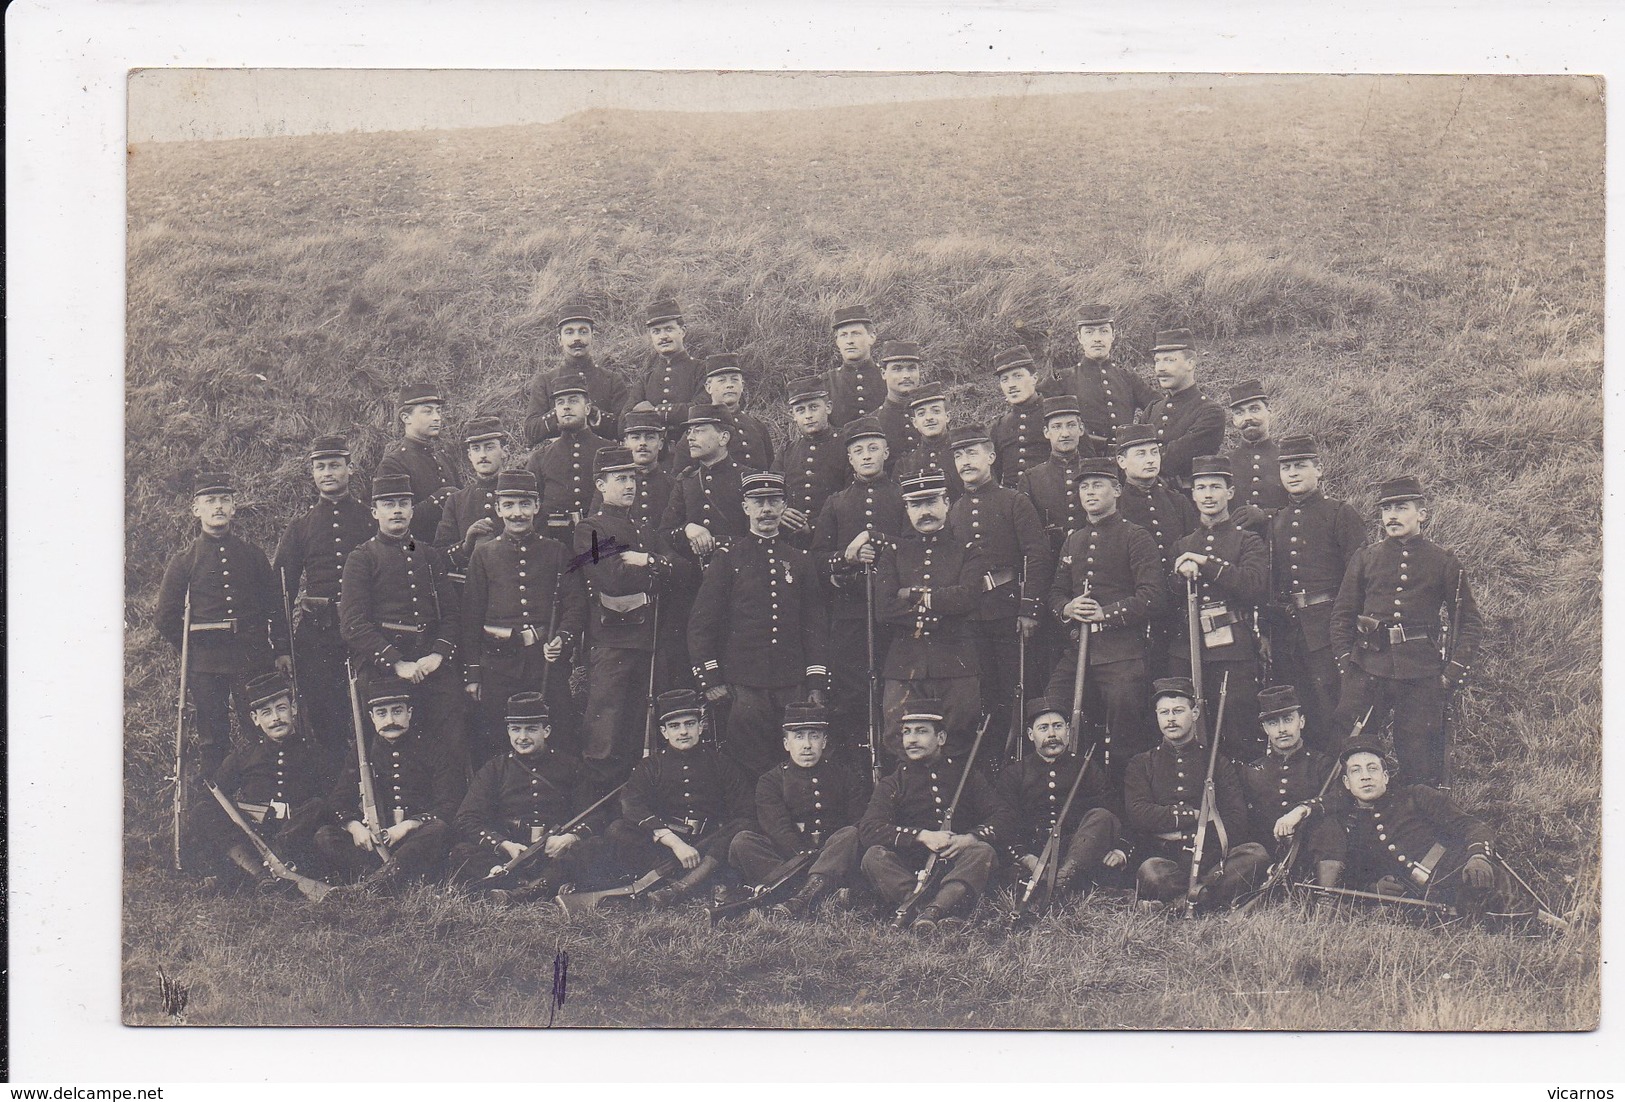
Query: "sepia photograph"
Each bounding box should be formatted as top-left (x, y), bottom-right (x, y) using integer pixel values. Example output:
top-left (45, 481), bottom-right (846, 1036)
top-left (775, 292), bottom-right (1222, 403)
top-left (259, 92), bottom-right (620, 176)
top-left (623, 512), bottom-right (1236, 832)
top-left (112, 65), bottom-right (1603, 1034)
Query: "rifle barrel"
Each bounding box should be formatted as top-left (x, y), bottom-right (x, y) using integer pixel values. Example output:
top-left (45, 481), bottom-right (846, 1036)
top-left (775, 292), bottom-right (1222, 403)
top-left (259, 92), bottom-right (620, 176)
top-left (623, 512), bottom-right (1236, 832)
top-left (173, 590), bottom-right (193, 872)
top-left (1184, 671), bottom-right (1230, 919)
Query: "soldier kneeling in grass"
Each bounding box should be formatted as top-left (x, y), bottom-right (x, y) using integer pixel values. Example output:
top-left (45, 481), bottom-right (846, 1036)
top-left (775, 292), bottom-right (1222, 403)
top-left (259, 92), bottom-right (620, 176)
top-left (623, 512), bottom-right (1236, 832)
top-left (725, 700), bottom-right (871, 917)
top-left (314, 686), bottom-right (462, 891)
top-left (448, 692), bottom-right (611, 904)
top-left (606, 690), bottom-right (756, 909)
top-left (206, 671), bottom-right (333, 894)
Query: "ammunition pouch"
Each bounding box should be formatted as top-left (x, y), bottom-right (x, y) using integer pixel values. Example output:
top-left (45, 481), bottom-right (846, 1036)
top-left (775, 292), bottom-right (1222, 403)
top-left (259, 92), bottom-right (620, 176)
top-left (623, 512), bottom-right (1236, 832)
top-left (668, 817), bottom-right (711, 838)
top-left (1409, 842), bottom-right (1447, 887)
top-left (1199, 602), bottom-right (1238, 648)
top-left (546, 511), bottom-right (584, 531)
top-left (298, 596), bottom-right (339, 631)
top-left (484, 624), bottom-right (540, 650)
top-left (598, 591), bottom-right (651, 626)
top-left (982, 567), bottom-right (1017, 592)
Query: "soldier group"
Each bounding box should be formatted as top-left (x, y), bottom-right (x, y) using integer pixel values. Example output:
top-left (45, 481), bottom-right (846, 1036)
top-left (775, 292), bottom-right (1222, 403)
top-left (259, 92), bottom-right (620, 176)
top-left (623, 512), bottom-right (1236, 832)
top-left (158, 298), bottom-right (1543, 929)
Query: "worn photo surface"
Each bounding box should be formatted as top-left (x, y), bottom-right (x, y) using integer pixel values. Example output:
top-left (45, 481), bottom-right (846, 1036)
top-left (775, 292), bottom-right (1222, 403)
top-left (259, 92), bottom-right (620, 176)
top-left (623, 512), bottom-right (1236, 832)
top-left (122, 70), bottom-right (1601, 1029)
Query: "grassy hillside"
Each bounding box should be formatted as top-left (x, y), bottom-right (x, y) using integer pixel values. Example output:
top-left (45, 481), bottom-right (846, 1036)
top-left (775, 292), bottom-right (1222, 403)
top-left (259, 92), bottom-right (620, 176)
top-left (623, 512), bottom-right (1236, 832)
top-left (124, 75), bottom-right (1602, 1029)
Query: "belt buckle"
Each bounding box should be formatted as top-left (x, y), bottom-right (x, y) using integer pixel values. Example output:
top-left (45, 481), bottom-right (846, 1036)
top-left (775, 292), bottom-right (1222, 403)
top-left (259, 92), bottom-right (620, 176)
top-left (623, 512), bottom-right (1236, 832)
top-left (1388, 625), bottom-right (1407, 645)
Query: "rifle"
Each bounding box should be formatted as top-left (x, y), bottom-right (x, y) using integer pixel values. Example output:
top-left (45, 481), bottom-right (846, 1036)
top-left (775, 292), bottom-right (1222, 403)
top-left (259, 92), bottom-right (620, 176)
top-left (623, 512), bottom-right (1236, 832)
top-left (1004, 556), bottom-right (1031, 765)
top-left (172, 591), bottom-right (193, 872)
top-left (1186, 574), bottom-right (1206, 731)
top-left (1068, 581), bottom-right (1092, 760)
top-left (1303, 883), bottom-right (1458, 919)
top-left (1259, 529), bottom-right (1274, 687)
top-left (556, 823), bottom-right (722, 915)
top-left (537, 572), bottom-right (566, 698)
top-left (642, 599), bottom-right (660, 759)
top-left (1008, 742), bottom-right (1099, 929)
top-left (1183, 671), bottom-right (1230, 919)
top-left (892, 712), bottom-right (994, 928)
top-left (1438, 567), bottom-right (1466, 790)
top-left (864, 545), bottom-right (882, 782)
top-left (345, 659), bottom-right (392, 863)
top-left (1495, 856), bottom-right (1571, 932)
top-left (279, 567), bottom-right (301, 710)
top-left (204, 780), bottom-right (333, 902)
top-left (707, 848), bottom-right (819, 925)
top-left (477, 782), bottom-right (626, 889)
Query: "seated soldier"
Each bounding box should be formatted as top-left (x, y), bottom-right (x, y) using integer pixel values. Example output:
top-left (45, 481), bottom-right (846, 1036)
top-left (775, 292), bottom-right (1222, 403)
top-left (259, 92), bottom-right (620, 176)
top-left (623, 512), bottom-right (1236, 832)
top-left (314, 685), bottom-right (462, 891)
top-left (726, 700), bottom-right (871, 917)
top-left (448, 692), bottom-right (611, 904)
top-left (607, 689), bottom-right (756, 909)
top-left (1123, 678), bottom-right (1269, 911)
top-left (996, 698), bottom-right (1126, 896)
top-left (206, 671), bottom-right (333, 894)
top-left (1241, 684), bottom-right (1341, 883)
top-left (1275, 746), bottom-right (1512, 918)
top-left (858, 701), bottom-right (1012, 933)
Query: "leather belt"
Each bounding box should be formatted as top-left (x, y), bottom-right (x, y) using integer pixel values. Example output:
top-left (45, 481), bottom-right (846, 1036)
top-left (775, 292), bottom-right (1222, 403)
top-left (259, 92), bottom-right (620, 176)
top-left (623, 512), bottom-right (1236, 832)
top-left (189, 619), bottom-right (238, 633)
top-left (671, 817), bottom-right (710, 836)
top-left (546, 511), bottom-right (584, 527)
top-left (381, 621), bottom-right (427, 636)
top-left (1387, 623), bottom-right (1432, 645)
top-left (484, 624), bottom-right (539, 647)
top-left (599, 592), bottom-right (650, 613)
top-left (299, 596), bottom-right (334, 611)
top-left (1290, 590), bottom-right (1335, 609)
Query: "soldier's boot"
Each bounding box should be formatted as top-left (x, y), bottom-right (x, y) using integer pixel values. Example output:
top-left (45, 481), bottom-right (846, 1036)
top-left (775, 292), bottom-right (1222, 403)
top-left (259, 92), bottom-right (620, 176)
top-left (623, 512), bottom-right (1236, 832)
top-left (773, 874), bottom-right (834, 919)
top-left (358, 858), bottom-right (406, 894)
top-left (928, 881), bottom-right (974, 933)
top-left (909, 905), bottom-right (945, 934)
top-left (1053, 860), bottom-right (1086, 896)
top-left (712, 882), bottom-right (750, 908)
top-left (648, 856), bottom-right (719, 909)
top-left (225, 844), bottom-right (283, 894)
top-left (489, 878), bottom-right (556, 907)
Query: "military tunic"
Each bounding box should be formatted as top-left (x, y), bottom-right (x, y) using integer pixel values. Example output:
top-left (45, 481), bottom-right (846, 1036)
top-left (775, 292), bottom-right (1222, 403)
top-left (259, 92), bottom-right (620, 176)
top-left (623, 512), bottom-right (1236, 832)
top-left (208, 734), bottom-right (333, 868)
top-left (524, 358), bottom-right (626, 447)
top-left (989, 393), bottom-right (1051, 488)
top-left (893, 437), bottom-right (965, 500)
top-left (866, 396), bottom-right (922, 471)
top-left (433, 476), bottom-right (503, 572)
top-left (777, 426), bottom-right (851, 542)
top-left (1123, 738), bottom-right (1268, 903)
top-left (729, 759), bottom-right (870, 885)
top-left (1240, 745), bottom-right (1336, 857)
top-left (448, 746), bottom-right (609, 886)
top-left (1226, 439), bottom-right (1288, 514)
top-left (316, 728), bottom-right (462, 879)
top-left (1144, 385), bottom-right (1227, 487)
top-left (720, 407), bottom-right (776, 474)
top-left (376, 436), bottom-right (463, 543)
top-left (1039, 357), bottom-right (1157, 446)
top-left (591, 466), bottom-right (678, 535)
top-left (857, 754), bottom-right (1011, 903)
top-left (1019, 452), bottom-right (1090, 556)
top-left (822, 358), bottom-right (885, 428)
top-left (610, 745), bottom-right (756, 869)
top-left (1120, 481), bottom-right (1201, 578)
top-left (622, 350), bottom-right (707, 453)
top-left (1315, 785), bottom-right (1497, 906)
top-left (995, 751), bottom-right (1122, 875)
top-left (661, 454), bottom-right (757, 552)
top-left (526, 426), bottom-right (601, 541)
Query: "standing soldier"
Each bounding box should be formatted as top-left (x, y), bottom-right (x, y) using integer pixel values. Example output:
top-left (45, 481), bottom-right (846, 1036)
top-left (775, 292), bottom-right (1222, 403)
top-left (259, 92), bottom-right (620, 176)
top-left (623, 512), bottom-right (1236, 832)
top-left (1329, 476), bottom-right (1481, 787)
top-left (777, 375), bottom-right (850, 549)
top-left (662, 402), bottom-right (757, 561)
top-left (988, 346), bottom-right (1051, 488)
top-left (461, 469), bottom-right (588, 766)
top-left (1123, 678), bottom-right (1269, 911)
top-left (614, 410), bottom-right (685, 692)
top-left (823, 303), bottom-right (886, 427)
top-left (1143, 329), bottom-right (1226, 490)
top-left (376, 381), bottom-right (462, 543)
top-left (812, 417), bottom-right (910, 763)
top-left (702, 353), bottom-right (775, 473)
top-left (206, 671), bottom-right (333, 891)
top-left (434, 416), bottom-right (509, 578)
top-left (863, 340), bottom-right (924, 467)
top-left (607, 689), bottom-right (757, 908)
top-left (1167, 455), bottom-right (1269, 761)
top-left (622, 298), bottom-right (706, 468)
top-left (1043, 459), bottom-right (1165, 777)
top-left (157, 471), bottom-right (290, 776)
top-left (726, 700), bottom-right (871, 916)
top-left (1266, 434), bottom-right (1368, 743)
top-left (1040, 304), bottom-right (1157, 453)
top-left (1223, 378), bottom-right (1287, 529)
top-left (1240, 684), bottom-right (1340, 879)
top-left (874, 471), bottom-right (985, 753)
top-left (525, 372), bottom-right (601, 546)
top-left (1019, 395), bottom-right (1093, 557)
top-left (893, 382), bottom-right (964, 500)
top-left (688, 471), bottom-right (830, 777)
top-left (858, 702), bottom-right (1013, 932)
top-left (947, 424), bottom-right (1054, 750)
top-left (448, 691), bottom-right (609, 901)
top-left (523, 303), bottom-right (625, 448)
top-left (314, 684), bottom-right (462, 890)
top-left (339, 474), bottom-right (467, 772)
top-left (997, 699), bottom-right (1127, 895)
top-left (576, 446), bottom-right (691, 789)
top-left (1116, 424), bottom-right (1199, 678)
top-left (273, 435), bottom-right (374, 754)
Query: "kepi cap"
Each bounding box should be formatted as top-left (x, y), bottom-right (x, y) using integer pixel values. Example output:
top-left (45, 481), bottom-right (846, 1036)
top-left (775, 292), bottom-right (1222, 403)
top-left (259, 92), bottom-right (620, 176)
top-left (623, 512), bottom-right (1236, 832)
top-left (462, 416), bottom-right (507, 445)
top-left (947, 424), bottom-right (993, 451)
top-left (551, 373), bottom-right (589, 399)
top-left (645, 299), bottom-right (684, 327)
top-left (1190, 455), bottom-right (1234, 483)
top-left (370, 474), bottom-right (415, 501)
top-left (1076, 304), bottom-right (1114, 327)
top-left (990, 346), bottom-right (1036, 375)
top-left (781, 700), bottom-right (829, 729)
top-left (1151, 677), bottom-right (1197, 703)
top-left (245, 671), bottom-right (294, 710)
top-left (844, 416), bottom-right (887, 446)
top-left (397, 381), bottom-right (445, 408)
top-left (703, 353), bottom-right (744, 380)
top-left (879, 340), bottom-right (923, 364)
top-left (657, 689), bottom-right (705, 723)
top-left (595, 446), bottom-right (639, 474)
top-left (1257, 684), bottom-right (1302, 719)
top-left (1024, 696), bottom-right (1068, 724)
top-left (193, 471), bottom-right (236, 497)
top-left (1226, 379), bottom-right (1269, 408)
top-left (495, 469), bottom-right (539, 497)
top-left (1276, 433), bottom-right (1320, 462)
top-left (1372, 475), bottom-right (1425, 505)
top-left (831, 304), bottom-right (874, 329)
top-left (899, 700), bottom-right (946, 724)
top-left (788, 375), bottom-right (830, 404)
top-left (1042, 395), bottom-right (1082, 422)
top-left (740, 471), bottom-right (786, 498)
top-left (506, 691), bottom-right (550, 724)
top-left (306, 435), bottom-right (352, 462)
top-left (899, 471), bottom-right (949, 501)
top-left (556, 304), bottom-right (596, 329)
top-left (1152, 328), bottom-right (1195, 353)
top-left (907, 382), bottom-right (948, 411)
top-left (1113, 424), bottom-right (1161, 453)
top-left (684, 403), bottom-right (728, 429)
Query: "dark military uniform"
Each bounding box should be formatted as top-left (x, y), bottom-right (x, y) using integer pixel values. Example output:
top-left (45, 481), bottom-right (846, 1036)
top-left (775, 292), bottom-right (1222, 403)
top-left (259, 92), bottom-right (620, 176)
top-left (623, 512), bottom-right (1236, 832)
top-left (989, 394), bottom-right (1051, 489)
top-left (339, 530), bottom-right (467, 768)
top-left (448, 745), bottom-right (608, 887)
top-left (730, 757), bottom-right (870, 887)
top-left (778, 425), bottom-right (851, 545)
top-left (894, 436), bottom-right (965, 501)
top-left (315, 726), bottom-right (462, 881)
top-left (861, 396), bottom-right (921, 472)
top-left (1227, 439), bottom-right (1288, 517)
top-left (822, 358), bottom-right (884, 428)
top-left (1044, 511), bottom-right (1166, 774)
top-left (688, 533), bottom-right (830, 776)
top-left (1123, 736), bottom-right (1269, 905)
top-left (812, 473), bottom-right (910, 761)
top-left (858, 752), bottom-right (1012, 911)
top-left (721, 407), bottom-right (776, 474)
top-left (1241, 744), bottom-right (1339, 869)
top-left (1166, 516), bottom-right (1270, 760)
top-left (1268, 489), bottom-right (1369, 741)
top-left (1019, 451), bottom-right (1090, 557)
top-left (273, 496), bottom-right (374, 752)
top-left (874, 531), bottom-right (984, 755)
top-left (433, 475), bottom-right (502, 574)
top-left (1040, 357), bottom-right (1157, 449)
top-left (623, 350), bottom-right (707, 467)
top-left (157, 531), bottom-right (288, 774)
top-left (949, 480), bottom-right (1054, 747)
top-left (208, 730), bottom-right (332, 877)
top-left (524, 358), bottom-right (626, 448)
top-left (376, 437), bottom-right (462, 543)
top-left (574, 503), bottom-right (690, 784)
top-left (995, 750), bottom-right (1121, 884)
top-left (662, 454), bottom-right (756, 550)
top-left (608, 744), bottom-right (756, 872)
top-left (1145, 386), bottom-right (1226, 489)
top-left (462, 529), bottom-right (588, 765)
top-left (1329, 533), bottom-right (1482, 786)
top-left (526, 426), bottom-right (601, 544)
top-left (1120, 478), bottom-right (1200, 677)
